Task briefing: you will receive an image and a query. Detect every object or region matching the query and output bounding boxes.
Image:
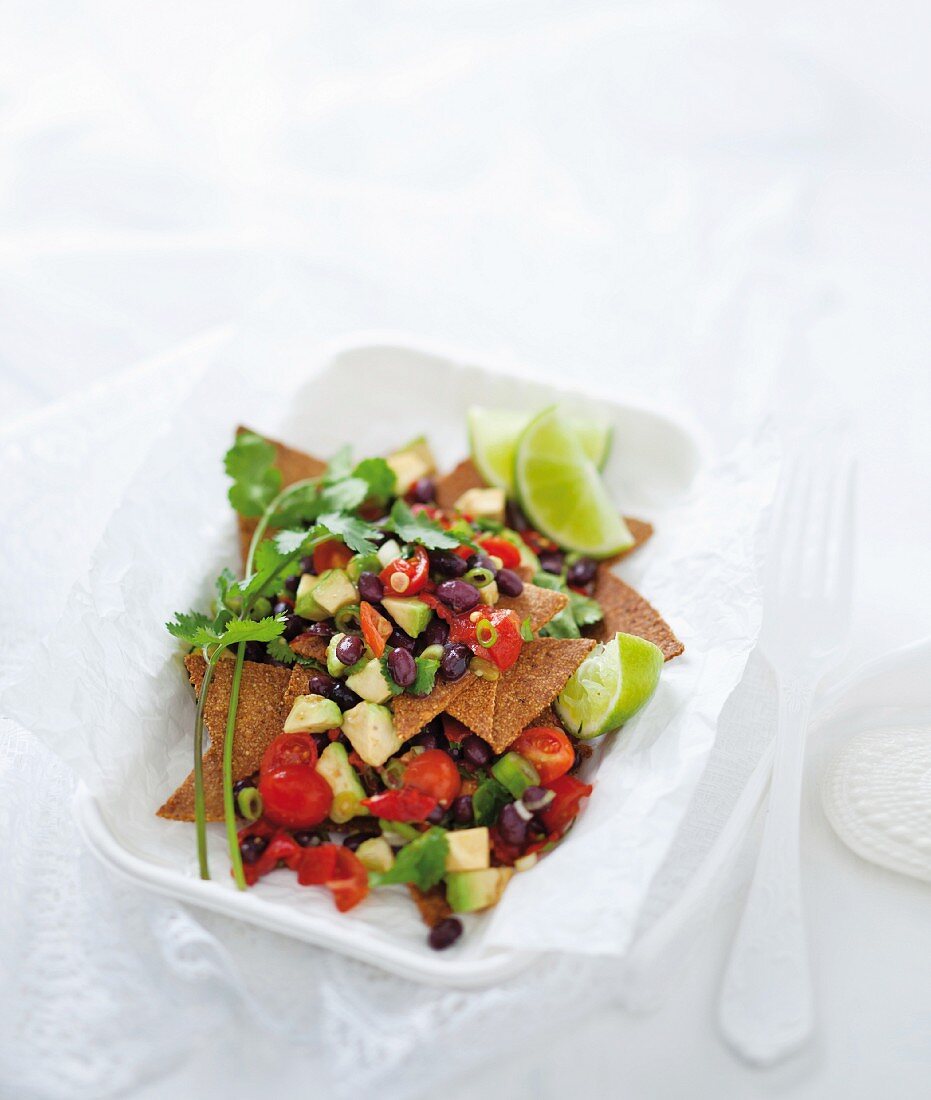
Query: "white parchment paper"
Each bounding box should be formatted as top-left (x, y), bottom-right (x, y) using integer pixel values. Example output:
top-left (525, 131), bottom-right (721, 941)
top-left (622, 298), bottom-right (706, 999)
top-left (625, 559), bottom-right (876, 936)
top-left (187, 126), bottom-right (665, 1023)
top-left (3, 336), bottom-right (776, 962)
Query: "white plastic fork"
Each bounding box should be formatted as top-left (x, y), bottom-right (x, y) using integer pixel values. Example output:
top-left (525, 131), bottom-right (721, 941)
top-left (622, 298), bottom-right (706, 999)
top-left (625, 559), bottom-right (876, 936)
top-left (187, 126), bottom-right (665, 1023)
top-left (718, 442), bottom-right (857, 1065)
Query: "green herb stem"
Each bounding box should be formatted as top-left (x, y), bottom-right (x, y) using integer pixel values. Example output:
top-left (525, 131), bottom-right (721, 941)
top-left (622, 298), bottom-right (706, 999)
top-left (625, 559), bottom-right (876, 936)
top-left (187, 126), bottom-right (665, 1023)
top-left (245, 477), bottom-right (320, 575)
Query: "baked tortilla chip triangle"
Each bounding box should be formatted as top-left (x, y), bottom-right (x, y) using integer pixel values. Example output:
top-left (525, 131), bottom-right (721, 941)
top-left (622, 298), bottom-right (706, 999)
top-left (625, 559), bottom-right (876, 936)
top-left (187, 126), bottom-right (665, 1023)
top-left (435, 457), bottom-right (484, 510)
top-left (289, 632), bottom-right (329, 664)
top-left (498, 582), bottom-right (568, 631)
top-left (157, 655), bottom-right (292, 822)
top-left (235, 426), bottom-right (327, 567)
top-left (392, 674), bottom-right (477, 743)
top-left (587, 569), bottom-right (683, 660)
top-left (445, 677), bottom-right (497, 740)
top-left (486, 638), bottom-right (595, 753)
top-left (285, 665), bottom-right (312, 707)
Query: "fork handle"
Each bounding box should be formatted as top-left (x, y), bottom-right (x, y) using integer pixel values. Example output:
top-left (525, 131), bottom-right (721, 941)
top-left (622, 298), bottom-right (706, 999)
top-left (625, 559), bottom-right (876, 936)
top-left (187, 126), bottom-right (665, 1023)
top-left (718, 680), bottom-right (816, 1065)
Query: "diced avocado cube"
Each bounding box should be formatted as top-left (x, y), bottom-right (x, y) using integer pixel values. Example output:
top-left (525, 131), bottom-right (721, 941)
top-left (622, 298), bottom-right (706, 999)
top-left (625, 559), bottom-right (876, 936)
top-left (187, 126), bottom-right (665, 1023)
top-left (386, 436), bottom-right (436, 494)
top-left (347, 551), bottom-right (382, 582)
top-left (294, 573), bottom-right (326, 620)
top-left (311, 568), bottom-right (358, 615)
top-left (346, 658), bottom-right (394, 704)
top-left (283, 694), bottom-right (343, 734)
top-left (453, 487), bottom-right (506, 524)
top-left (381, 596), bottom-right (433, 639)
top-left (445, 867), bottom-right (513, 913)
top-left (376, 538), bottom-right (402, 569)
top-left (315, 742), bottom-right (368, 823)
top-left (342, 702), bottom-right (401, 767)
top-left (355, 836), bottom-right (394, 873)
top-left (491, 752), bottom-right (540, 798)
top-left (479, 579), bottom-right (499, 607)
top-left (445, 827), bottom-right (490, 872)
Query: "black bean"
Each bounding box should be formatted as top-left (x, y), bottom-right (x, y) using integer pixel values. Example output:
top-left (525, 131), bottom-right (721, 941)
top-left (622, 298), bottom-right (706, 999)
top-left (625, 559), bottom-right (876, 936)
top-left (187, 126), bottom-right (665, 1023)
top-left (497, 803), bottom-right (529, 847)
top-left (429, 917), bottom-right (463, 950)
top-left (461, 734), bottom-right (493, 769)
top-left (239, 835), bottom-right (268, 864)
top-left (521, 785), bottom-right (555, 812)
top-left (330, 681), bottom-right (362, 711)
top-left (357, 571), bottom-right (384, 602)
top-left (293, 830), bottom-right (323, 847)
top-left (451, 794), bottom-right (474, 825)
top-left (299, 556), bottom-right (316, 574)
top-left (505, 499), bottom-right (529, 531)
top-left (496, 568), bottom-right (524, 597)
top-left (428, 550), bottom-right (468, 578)
top-left (389, 628), bottom-right (416, 652)
top-left (539, 550), bottom-right (565, 575)
top-left (336, 634), bottom-right (364, 666)
top-left (567, 557), bottom-right (597, 586)
top-left (387, 647), bottom-right (417, 687)
top-left (426, 805), bottom-right (446, 825)
top-left (342, 832), bottom-right (369, 852)
top-left (420, 616), bottom-right (450, 649)
top-left (439, 642), bottom-right (471, 682)
top-left (233, 776), bottom-right (258, 803)
top-left (244, 641), bottom-right (266, 663)
top-left (312, 732), bottom-right (330, 754)
top-left (413, 717), bottom-right (447, 752)
top-left (436, 579), bottom-right (481, 613)
top-left (409, 477), bottom-right (436, 504)
top-left (272, 598), bottom-right (295, 616)
top-left (283, 574), bottom-right (300, 595)
top-left (306, 671), bottom-right (336, 699)
top-left (283, 614), bottom-right (310, 641)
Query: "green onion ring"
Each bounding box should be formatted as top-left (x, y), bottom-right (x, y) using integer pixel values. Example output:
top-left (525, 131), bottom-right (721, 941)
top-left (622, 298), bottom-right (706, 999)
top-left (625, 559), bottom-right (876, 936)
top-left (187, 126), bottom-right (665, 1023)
top-left (475, 619), bottom-right (498, 648)
top-left (236, 786), bottom-right (263, 822)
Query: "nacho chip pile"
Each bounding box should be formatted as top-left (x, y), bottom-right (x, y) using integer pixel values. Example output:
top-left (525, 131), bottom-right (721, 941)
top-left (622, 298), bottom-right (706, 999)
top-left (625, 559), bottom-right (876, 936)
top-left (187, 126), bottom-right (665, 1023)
top-left (160, 429), bottom-right (683, 821)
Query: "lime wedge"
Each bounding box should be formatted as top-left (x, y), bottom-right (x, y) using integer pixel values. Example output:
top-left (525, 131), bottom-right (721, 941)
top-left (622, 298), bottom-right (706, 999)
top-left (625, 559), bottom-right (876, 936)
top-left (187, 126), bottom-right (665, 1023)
top-left (555, 632), bottom-right (663, 739)
top-left (468, 406), bottom-right (612, 493)
top-left (514, 407), bottom-right (633, 556)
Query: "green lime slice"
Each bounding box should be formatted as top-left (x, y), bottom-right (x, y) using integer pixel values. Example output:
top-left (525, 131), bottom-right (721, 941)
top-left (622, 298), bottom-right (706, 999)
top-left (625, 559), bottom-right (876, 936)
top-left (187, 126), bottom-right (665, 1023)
top-left (468, 406), bottom-right (612, 494)
top-left (555, 631), bottom-right (663, 739)
top-left (513, 406), bottom-right (633, 556)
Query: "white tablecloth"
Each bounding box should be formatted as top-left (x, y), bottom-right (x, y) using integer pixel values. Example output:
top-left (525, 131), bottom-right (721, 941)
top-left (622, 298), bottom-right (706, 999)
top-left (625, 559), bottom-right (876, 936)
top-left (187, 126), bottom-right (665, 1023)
top-left (2, 2), bottom-right (929, 1097)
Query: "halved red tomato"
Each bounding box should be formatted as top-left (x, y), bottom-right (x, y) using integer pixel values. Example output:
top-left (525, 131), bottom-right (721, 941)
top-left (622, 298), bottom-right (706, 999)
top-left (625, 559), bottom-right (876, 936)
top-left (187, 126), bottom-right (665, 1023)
top-left (361, 787), bottom-right (438, 821)
top-left (313, 539), bottom-right (354, 573)
top-left (327, 846), bottom-right (370, 911)
top-left (259, 765), bottom-right (333, 829)
top-left (404, 749), bottom-right (461, 809)
top-left (538, 774), bottom-right (593, 836)
top-left (512, 726), bottom-right (574, 785)
top-left (478, 536), bottom-right (521, 570)
top-left (260, 733), bottom-right (318, 776)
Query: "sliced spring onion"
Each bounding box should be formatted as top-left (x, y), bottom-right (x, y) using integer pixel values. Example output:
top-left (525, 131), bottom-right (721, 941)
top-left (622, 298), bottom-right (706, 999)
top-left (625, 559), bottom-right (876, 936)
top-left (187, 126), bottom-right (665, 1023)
top-left (236, 786), bottom-right (263, 821)
top-left (475, 619), bottom-right (498, 648)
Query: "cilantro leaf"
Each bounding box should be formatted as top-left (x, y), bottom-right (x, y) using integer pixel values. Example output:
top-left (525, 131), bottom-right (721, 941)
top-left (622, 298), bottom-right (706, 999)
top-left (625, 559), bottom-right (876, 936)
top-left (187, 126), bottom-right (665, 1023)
top-left (568, 590), bottom-right (603, 627)
top-left (533, 571), bottom-right (602, 635)
top-left (352, 457), bottom-right (396, 506)
top-left (386, 499), bottom-right (459, 550)
top-left (540, 608), bottom-right (581, 639)
top-left (166, 610), bottom-right (215, 646)
top-left (409, 656), bottom-right (440, 696)
top-left (224, 432), bottom-right (282, 517)
top-left (317, 512), bottom-right (379, 555)
top-left (272, 528), bottom-right (316, 556)
top-left (265, 635), bottom-right (297, 664)
top-left (189, 614), bottom-right (287, 649)
top-left (378, 655), bottom-right (406, 697)
top-left (320, 476), bottom-right (368, 513)
top-left (271, 482), bottom-right (321, 528)
top-left (368, 827), bottom-right (449, 891)
top-left (532, 571), bottom-right (564, 592)
top-left (519, 616), bottom-right (534, 642)
top-left (324, 444), bottom-right (353, 483)
top-left (472, 778), bottom-right (511, 826)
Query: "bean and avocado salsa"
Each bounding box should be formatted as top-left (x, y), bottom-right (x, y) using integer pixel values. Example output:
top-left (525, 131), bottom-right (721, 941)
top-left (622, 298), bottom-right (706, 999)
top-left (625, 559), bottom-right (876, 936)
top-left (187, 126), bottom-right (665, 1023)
top-left (160, 410), bottom-right (680, 949)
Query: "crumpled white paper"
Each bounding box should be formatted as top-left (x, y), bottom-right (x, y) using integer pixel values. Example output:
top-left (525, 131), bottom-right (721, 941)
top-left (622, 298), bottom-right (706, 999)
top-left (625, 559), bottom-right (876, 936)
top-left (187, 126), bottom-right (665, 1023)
top-left (3, 333), bottom-right (777, 965)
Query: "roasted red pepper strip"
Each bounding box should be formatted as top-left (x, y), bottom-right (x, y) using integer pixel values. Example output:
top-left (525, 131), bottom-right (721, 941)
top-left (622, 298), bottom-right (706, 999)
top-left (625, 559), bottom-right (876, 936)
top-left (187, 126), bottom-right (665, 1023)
top-left (379, 544), bottom-right (430, 596)
top-left (313, 539), bottom-right (354, 573)
top-left (297, 842), bottom-right (340, 885)
top-left (478, 536), bottom-right (521, 569)
top-left (360, 600), bottom-right (393, 657)
top-left (327, 847), bottom-right (370, 911)
top-left (241, 830), bottom-right (304, 886)
top-left (448, 607), bottom-right (523, 670)
top-left (361, 786), bottom-right (438, 821)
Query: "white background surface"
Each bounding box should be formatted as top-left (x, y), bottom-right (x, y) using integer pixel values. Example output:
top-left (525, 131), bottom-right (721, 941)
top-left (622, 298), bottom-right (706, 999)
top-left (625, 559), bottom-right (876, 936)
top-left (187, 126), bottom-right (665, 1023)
top-left (1, 2), bottom-right (929, 1098)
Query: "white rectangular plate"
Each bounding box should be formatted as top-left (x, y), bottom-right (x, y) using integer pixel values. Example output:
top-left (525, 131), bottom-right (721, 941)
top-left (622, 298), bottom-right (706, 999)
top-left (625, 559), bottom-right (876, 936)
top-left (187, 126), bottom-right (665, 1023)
top-left (69, 337), bottom-right (716, 987)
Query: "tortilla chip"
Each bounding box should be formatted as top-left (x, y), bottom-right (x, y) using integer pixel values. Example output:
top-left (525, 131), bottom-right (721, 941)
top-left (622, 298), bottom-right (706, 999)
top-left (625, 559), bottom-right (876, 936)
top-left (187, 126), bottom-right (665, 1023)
top-left (484, 638), bottom-right (595, 753)
top-left (157, 655), bottom-right (292, 822)
top-left (289, 632), bottom-right (329, 664)
top-left (498, 583), bottom-right (568, 632)
top-left (407, 884), bottom-right (453, 928)
top-left (527, 704), bottom-right (562, 730)
top-left (445, 677), bottom-right (497, 740)
top-left (284, 665), bottom-right (312, 708)
top-left (607, 517), bottom-right (654, 562)
top-left (435, 457), bottom-right (485, 510)
top-left (392, 674), bottom-right (477, 743)
top-left (587, 569), bottom-right (683, 660)
top-left (235, 426), bottom-right (327, 566)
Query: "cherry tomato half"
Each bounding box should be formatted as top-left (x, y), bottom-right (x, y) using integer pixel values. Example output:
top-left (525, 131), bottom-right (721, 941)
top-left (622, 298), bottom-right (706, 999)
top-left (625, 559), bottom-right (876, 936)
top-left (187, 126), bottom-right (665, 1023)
top-left (404, 749), bottom-right (462, 809)
top-left (360, 600), bottom-right (393, 657)
top-left (478, 536), bottom-right (521, 570)
top-left (448, 607), bottom-right (524, 671)
top-left (379, 544), bottom-right (430, 596)
top-left (538, 774), bottom-right (593, 836)
top-left (261, 732), bottom-right (318, 777)
top-left (512, 726), bottom-right (575, 785)
top-left (327, 846), bottom-right (370, 911)
top-left (313, 539), bottom-right (354, 574)
top-left (259, 765), bottom-right (333, 829)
